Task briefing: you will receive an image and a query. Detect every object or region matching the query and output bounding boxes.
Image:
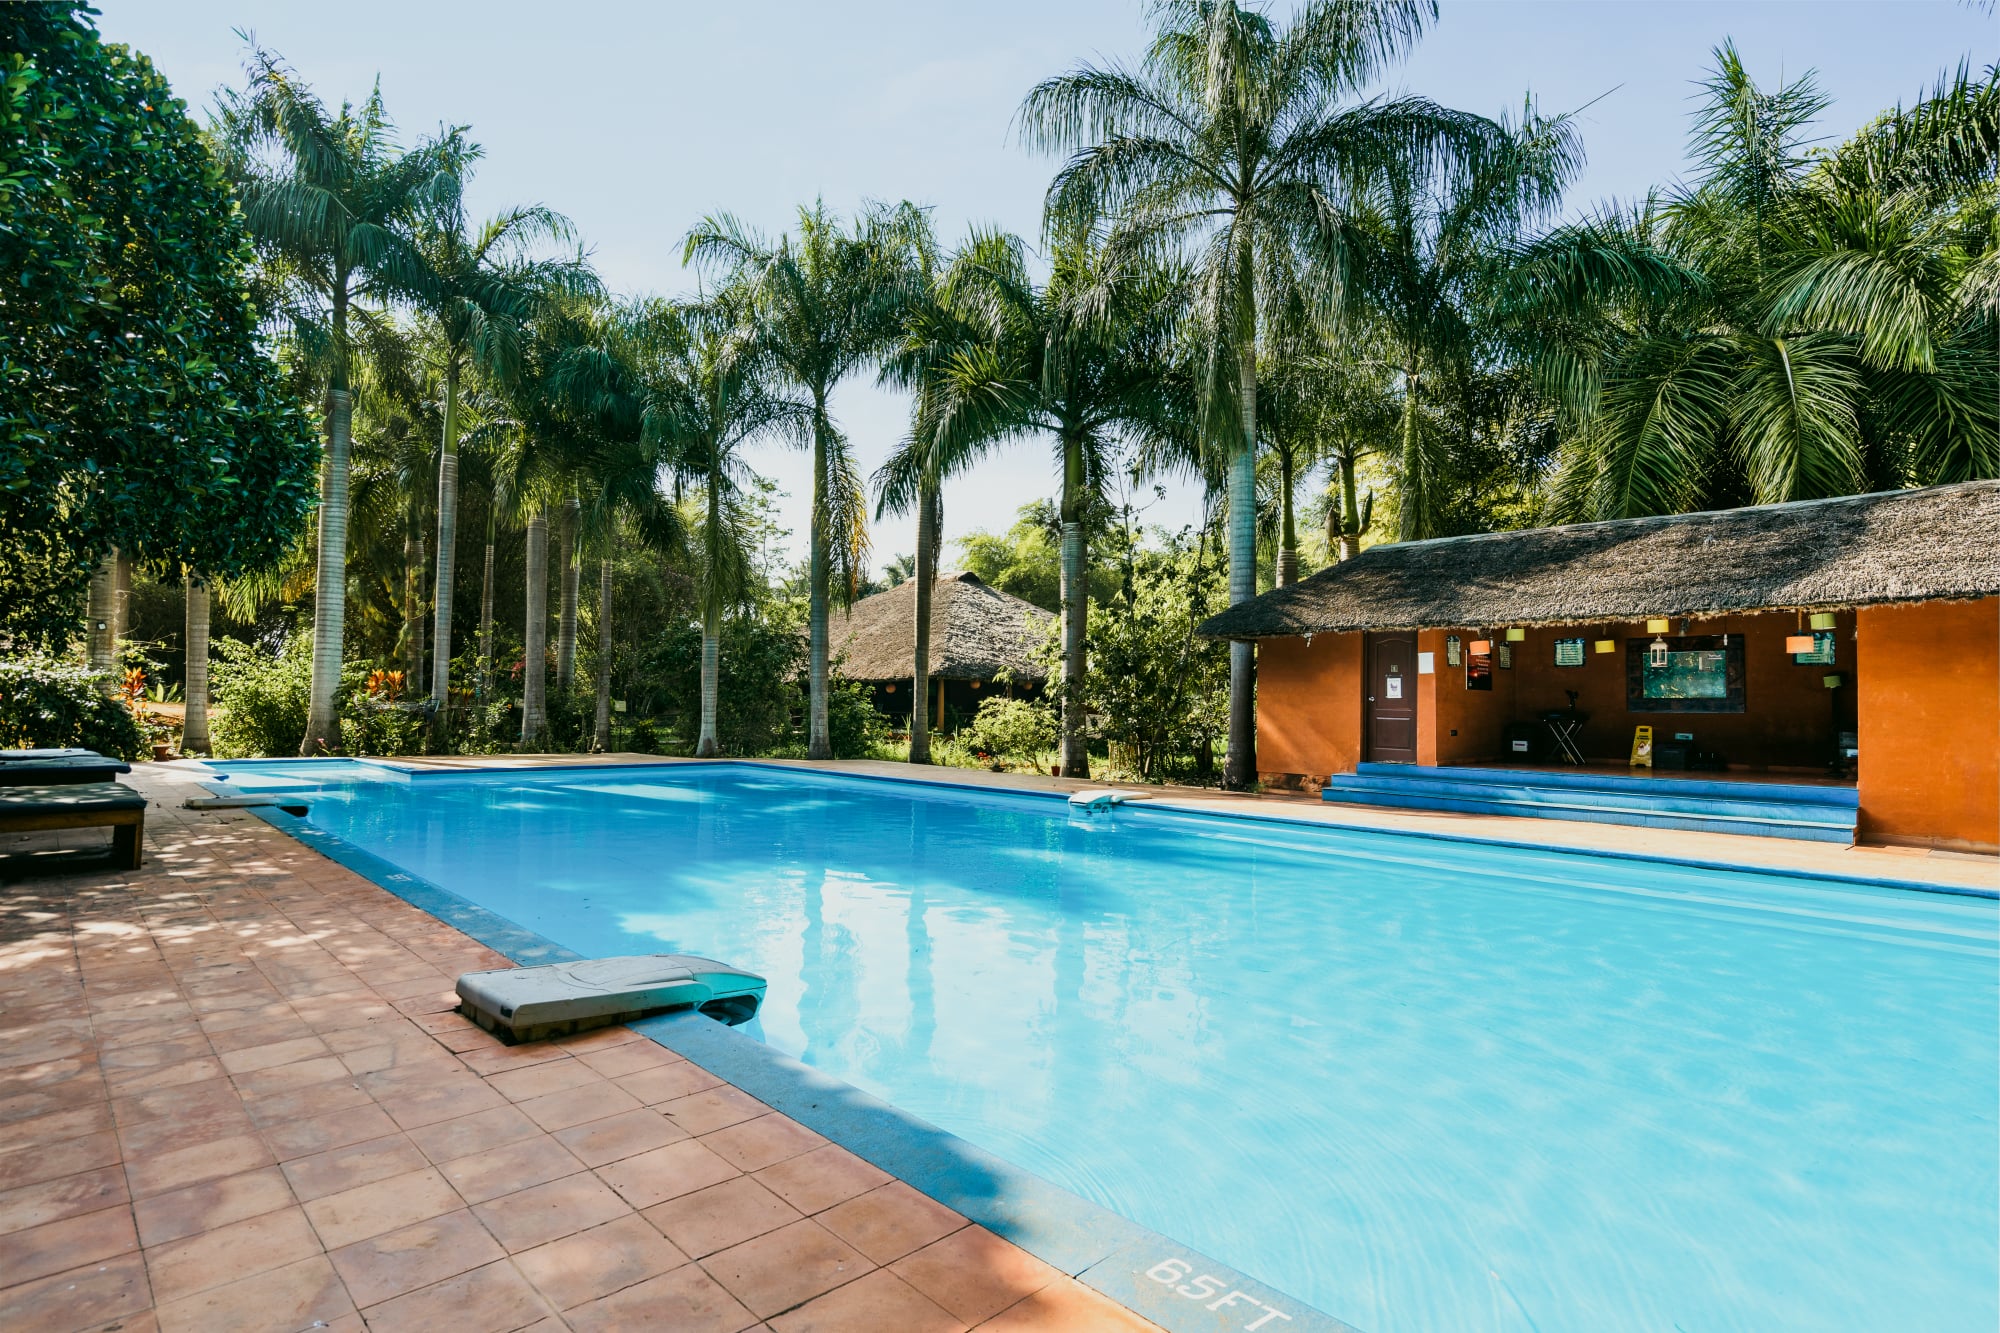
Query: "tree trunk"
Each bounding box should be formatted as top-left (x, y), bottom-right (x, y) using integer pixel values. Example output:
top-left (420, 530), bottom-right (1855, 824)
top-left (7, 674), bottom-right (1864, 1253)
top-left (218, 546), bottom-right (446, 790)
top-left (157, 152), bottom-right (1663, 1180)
top-left (402, 527), bottom-right (425, 689)
top-left (697, 474), bottom-right (724, 759)
top-left (1224, 339), bottom-right (1258, 789)
top-left (1337, 447), bottom-right (1364, 561)
top-left (806, 403), bottom-right (832, 760)
top-left (520, 509), bottom-right (548, 747)
top-left (478, 505), bottom-right (496, 706)
top-left (1058, 434), bottom-right (1090, 779)
top-left (697, 606), bottom-right (722, 758)
top-left (429, 358), bottom-right (461, 717)
top-left (592, 557), bottom-right (613, 752)
top-left (112, 552), bottom-right (130, 656)
top-left (86, 552), bottom-right (118, 677)
top-left (1398, 357), bottom-right (1425, 541)
top-left (557, 496), bottom-right (580, 692)
top-left (183, 576), bottom-right (211, 755)
top-left (908, 478), bottom-right (940, 765)
top-left (1275, 444), bottom-right (1298, 587)
top-left (303, 382), bottom-right (353, 753)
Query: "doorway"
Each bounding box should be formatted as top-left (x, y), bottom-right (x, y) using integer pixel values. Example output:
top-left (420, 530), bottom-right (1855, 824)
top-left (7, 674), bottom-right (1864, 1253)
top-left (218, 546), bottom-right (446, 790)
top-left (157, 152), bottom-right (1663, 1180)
top-left (1366, 632), bottom-right (1418, 763)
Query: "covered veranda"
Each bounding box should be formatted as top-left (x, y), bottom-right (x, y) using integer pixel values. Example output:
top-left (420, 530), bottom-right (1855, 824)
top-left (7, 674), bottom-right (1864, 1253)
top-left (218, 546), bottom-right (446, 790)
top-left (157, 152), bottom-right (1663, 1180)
top-left (1203, 482), bottom-right (2000, 852)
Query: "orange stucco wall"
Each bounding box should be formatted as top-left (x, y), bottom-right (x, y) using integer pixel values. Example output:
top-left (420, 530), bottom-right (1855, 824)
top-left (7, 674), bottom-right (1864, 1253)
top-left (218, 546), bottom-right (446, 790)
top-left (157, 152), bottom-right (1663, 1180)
top-left (1255, 632), bottom-right (1362, 784)
top-left (1856, 598), bottom-right (1999, 852)
top-left (1418, 628), bottom-right (1517, 765)
top-left (1502, 613), bottom-right (1858, 769)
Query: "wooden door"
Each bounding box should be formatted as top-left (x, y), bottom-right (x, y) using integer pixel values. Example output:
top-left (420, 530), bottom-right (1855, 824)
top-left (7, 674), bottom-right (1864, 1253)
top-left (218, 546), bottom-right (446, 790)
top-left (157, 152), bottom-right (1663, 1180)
top-left (1366, 633), bottom-right (1418, 762)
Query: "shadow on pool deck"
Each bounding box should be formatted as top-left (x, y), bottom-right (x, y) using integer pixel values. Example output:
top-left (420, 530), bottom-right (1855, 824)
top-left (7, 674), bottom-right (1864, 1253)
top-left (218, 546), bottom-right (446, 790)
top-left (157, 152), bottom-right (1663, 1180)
top-left (0, 764), bottom-right (1166, 1332)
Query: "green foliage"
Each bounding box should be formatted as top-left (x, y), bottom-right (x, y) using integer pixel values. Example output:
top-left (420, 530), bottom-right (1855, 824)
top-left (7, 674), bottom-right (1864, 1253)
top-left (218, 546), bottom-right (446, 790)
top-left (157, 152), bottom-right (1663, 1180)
top-left (823, 676), bottom-right (889, 760)
top-left (0, 4), bottom-right (318, 649)
top-left (0, 656), bottom-right (146, 760)
top-left (644, 619), bottom-right (804, 755)
top-left (208, 636), bottom-right (313, 759)
top-left (956, 500), bottom-right (1129, 612)
top-left (961, 697), bottom-right (1057, 763)
top-left (1077, 538), bottom-right (1229, 783)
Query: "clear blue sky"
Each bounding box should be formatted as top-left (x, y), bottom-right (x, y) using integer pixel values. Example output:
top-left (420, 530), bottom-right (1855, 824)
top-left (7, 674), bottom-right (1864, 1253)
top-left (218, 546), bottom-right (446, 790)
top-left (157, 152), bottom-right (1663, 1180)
top-left (94, 0), bottom-right (1995, 567)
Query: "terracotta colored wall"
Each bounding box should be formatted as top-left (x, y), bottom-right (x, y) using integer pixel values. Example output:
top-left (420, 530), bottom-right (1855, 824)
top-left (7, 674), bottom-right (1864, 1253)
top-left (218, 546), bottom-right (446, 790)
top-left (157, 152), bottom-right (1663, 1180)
top-left (1256, 632), bottom-right (1362, 783)
top-left (1418, 628), bottom-right (1516, 765)
top-left (1503, 612), bottom-right (1857, 769)
top-left (1857, 598), bottom-right (1999, 852)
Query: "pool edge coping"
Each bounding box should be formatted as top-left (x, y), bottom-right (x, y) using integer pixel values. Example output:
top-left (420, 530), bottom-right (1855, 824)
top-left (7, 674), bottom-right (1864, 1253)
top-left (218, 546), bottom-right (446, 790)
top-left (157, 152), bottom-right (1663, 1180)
top-left (222, 791), bottom-right (1358, 1333)
top-left (214, 754), bottom-right (1992, 900)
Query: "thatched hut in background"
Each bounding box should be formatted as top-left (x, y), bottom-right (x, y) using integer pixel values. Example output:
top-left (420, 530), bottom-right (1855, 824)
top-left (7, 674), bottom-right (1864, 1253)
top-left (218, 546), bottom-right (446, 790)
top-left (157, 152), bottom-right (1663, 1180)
top-left (831, 572), bottom-right (1055, 732)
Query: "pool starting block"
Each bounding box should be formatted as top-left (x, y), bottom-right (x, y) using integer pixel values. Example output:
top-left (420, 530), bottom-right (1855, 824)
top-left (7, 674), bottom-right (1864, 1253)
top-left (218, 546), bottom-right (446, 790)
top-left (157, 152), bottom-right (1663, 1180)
top-left (456, 954), bottom-right (767, 1043)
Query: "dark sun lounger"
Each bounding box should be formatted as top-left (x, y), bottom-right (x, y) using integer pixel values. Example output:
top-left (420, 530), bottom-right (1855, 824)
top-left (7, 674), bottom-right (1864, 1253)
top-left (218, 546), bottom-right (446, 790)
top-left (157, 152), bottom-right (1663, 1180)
top-left (0, 782), bottom-right (147, 869)
top-left (0, 753), bottom-right (134, 787)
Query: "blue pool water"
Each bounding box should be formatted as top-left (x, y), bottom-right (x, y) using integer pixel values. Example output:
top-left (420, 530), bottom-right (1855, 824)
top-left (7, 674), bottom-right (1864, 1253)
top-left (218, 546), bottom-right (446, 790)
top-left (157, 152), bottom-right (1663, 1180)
top-left (218, 760), bottom-right (1999, 1332)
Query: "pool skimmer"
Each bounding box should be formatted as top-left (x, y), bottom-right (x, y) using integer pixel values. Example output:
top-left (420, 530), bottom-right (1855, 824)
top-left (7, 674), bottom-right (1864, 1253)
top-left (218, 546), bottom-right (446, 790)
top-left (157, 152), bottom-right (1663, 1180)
top-left (456, 954), bottom-right (767, 1044)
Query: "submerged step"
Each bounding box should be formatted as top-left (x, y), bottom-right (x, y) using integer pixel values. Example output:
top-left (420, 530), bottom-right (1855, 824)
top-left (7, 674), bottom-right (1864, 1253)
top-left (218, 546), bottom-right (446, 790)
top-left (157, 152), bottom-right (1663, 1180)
top-left (457, 954), bottom-right (767, 1043)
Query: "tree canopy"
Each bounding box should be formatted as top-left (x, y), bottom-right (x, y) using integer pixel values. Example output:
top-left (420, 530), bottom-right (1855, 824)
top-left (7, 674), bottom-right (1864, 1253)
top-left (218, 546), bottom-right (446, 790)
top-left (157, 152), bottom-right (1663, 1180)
top-left (0, 2), bottom-right (317, 649)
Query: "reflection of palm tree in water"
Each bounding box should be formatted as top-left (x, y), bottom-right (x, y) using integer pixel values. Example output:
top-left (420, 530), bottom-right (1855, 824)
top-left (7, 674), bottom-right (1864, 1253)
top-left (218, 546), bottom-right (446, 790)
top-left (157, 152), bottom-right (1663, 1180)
top-left (900, 802), bottom-right (936, 1070)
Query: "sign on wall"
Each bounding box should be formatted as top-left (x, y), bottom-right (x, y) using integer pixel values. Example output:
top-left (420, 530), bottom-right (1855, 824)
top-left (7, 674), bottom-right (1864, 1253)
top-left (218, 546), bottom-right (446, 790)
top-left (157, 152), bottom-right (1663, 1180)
top-left (1554, 637), bottom-right (1586, 667)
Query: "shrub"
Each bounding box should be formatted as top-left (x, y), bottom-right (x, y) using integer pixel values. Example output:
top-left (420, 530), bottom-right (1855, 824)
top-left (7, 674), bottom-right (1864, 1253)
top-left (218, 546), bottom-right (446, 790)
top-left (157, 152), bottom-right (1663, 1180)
top-left (0, 655), bottom-right (146, 759)
top-left (208, 635), bottom-right (312, 758)
top-left (643, 619), bottom-right (804, 755)
top-left (961, 697), bottom-right (1057, 763)
top-left (824, 676), bottom-right (889, 759)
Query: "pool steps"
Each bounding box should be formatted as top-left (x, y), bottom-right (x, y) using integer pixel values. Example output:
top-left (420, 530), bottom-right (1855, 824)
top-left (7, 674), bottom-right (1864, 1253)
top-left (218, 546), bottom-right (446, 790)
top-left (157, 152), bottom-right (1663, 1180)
top-left (1321, 763), bottom-right (1858, 843)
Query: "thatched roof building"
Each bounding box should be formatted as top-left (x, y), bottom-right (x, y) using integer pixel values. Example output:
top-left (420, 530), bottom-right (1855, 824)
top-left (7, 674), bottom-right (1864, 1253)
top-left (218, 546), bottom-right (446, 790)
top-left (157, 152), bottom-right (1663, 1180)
top-left (1201, 481), bottom-right (2000, 639)
top-left (832, 572), bottom-right (1055, 683)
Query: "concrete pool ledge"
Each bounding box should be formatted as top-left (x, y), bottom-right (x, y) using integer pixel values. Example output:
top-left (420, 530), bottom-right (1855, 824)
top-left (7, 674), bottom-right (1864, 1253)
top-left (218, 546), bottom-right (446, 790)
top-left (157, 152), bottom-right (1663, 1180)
top-left (209, 773), bottom-right (1356, 1333)
top-left (245, 751), bottom-right (1995, 898)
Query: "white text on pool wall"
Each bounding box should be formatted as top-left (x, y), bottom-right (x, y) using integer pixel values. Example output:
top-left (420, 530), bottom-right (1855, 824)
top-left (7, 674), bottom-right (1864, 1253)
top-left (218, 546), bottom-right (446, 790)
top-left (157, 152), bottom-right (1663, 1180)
top-left (1147, 1258), bottom-right (1294, 1330)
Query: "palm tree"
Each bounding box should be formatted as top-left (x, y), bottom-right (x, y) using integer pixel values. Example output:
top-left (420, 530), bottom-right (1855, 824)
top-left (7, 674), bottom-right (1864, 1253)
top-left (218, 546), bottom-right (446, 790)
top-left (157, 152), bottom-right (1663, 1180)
top-left (1021, 0), bottom-right (1504, 786)
top-left (874, 206), bottom-right (959, 765)
top-left (884, 227), bottom-right (1185, 778)
top-left (686, 202), bottom-right (907, 760)
top-left (181, 574), bottom-right (212, 754)
top-left (629, 296), bottom-right (794, 755)
top-left (1341, 103), bottom-right (1584, 538)
top-left (414, 173), bottom-right (595, 725)
top-left (1534, 50), bottom-right (1998, 518)
top-left (220, 50), bottom-right (463, 752)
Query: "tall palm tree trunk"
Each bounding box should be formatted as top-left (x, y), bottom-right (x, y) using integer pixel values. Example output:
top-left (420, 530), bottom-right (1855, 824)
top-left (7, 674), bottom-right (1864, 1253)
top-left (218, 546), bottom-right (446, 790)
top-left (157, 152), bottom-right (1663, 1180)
top-left (182, 576), bottom-right (211, 755)
top-left (592, 557), bottom-right (614, 752)
top-left (1223, 337), bottom-right (1258, 789)
top-left (304, 383), bottom-right (353, 753)
top-left (402, 527), bottom-right (425, 687)
top-left (520, 509), bottom-right (549, 747)
top-left (697, 478), bottom-right (724, 759)
top-left (1275, 446), bottom-right (1299, 587)
top-left (806, 409), bottom-right (832, 760)
top-left (1336, 449), bottom-right (1364, 560)
top-left (86, 552), bottom-right (118, 676)
top-left (429, 359), bottom-right (461, 715)
top-left (1058, 434), bottom-right (1089, 779)
top-left (556, 496), bottom-right (580, 692)
top-left (478, 504), bottom-right (496, 705)
top-left (908, 479), bottom-right (940, 765)
top-left (1398, 356), bottom-right (1426, 541)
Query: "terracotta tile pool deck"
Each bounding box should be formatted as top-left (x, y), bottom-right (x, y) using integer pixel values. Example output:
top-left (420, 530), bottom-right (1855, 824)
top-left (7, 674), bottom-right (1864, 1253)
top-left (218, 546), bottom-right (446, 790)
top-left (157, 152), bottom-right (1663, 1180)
top-left (0, 764), bottom-right (1162, 1333)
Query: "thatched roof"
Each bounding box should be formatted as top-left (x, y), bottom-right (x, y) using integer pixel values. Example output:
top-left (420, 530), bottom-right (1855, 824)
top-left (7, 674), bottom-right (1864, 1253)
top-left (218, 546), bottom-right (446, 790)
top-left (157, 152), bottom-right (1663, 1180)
top-left (831, 572), bottom-right (1055, 682)
top-left (1201, 480), bottom-right (2000, 640)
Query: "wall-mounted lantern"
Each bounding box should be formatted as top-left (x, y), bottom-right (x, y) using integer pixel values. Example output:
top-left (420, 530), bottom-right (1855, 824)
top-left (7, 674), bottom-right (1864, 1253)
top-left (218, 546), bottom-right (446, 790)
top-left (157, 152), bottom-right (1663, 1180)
top-left (1649, 635), bottom-right (1671, 668)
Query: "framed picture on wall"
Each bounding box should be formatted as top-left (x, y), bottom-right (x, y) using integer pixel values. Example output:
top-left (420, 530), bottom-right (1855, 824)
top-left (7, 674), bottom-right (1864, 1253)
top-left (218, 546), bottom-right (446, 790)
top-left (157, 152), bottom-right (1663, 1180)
top-left (1626, 635), bottom-right (1746, 713)
top-left (1446, 634), bottom-right (1462, 666)
top-left (1554, 637), bottom-right (1586, 667)
top-left (1496, 644), bottom-right (1512, 669)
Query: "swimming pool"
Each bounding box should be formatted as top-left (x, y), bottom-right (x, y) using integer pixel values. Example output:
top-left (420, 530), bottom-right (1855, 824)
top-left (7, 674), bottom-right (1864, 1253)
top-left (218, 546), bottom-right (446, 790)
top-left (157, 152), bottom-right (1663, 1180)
top-left (216, 759), bottom-right (1999, 1332)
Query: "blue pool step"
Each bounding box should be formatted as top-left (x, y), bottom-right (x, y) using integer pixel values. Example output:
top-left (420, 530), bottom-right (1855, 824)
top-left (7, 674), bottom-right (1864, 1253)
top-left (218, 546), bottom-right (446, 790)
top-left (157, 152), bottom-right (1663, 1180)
top-left (1322, 763), bottom-right (1858, 843)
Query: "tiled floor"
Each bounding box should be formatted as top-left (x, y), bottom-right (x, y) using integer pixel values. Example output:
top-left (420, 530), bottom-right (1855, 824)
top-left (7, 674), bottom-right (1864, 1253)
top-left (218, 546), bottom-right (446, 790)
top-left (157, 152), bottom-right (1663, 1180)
top-left (0, 767), bottom-right (1160, 1333)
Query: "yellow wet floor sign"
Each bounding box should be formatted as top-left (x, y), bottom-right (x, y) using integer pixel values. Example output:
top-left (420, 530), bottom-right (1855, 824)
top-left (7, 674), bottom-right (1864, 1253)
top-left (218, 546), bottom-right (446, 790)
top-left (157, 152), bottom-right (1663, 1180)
top-left (1630, 725), bottom-right (1654, 768)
